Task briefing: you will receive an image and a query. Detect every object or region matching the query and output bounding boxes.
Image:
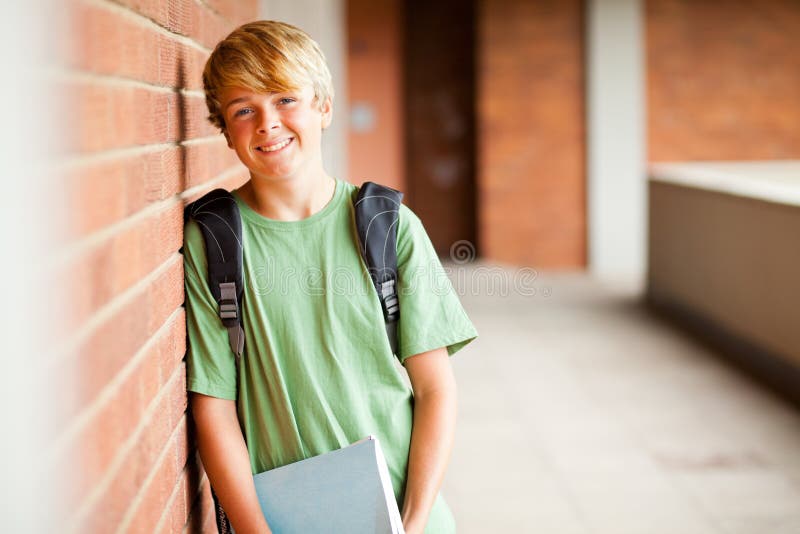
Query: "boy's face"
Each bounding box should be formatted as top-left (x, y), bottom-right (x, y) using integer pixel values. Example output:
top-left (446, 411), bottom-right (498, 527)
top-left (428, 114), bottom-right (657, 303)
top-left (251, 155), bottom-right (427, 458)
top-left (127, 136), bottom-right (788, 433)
top-left (219, 84), bottom-right (332, 183)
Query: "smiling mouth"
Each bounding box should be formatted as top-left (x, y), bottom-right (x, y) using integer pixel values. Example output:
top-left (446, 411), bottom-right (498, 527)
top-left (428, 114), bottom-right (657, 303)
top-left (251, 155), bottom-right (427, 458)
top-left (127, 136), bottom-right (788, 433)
top-left (256, 138), bottom-right (293, 153)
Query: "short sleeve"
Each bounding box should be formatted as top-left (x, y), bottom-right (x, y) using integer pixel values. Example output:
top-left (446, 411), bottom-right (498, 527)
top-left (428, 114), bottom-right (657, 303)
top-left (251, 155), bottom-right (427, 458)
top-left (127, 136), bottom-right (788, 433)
top-left (183, 219), bottom-right (238, 400)
top-left (395, 205), bottom-right (478, 362)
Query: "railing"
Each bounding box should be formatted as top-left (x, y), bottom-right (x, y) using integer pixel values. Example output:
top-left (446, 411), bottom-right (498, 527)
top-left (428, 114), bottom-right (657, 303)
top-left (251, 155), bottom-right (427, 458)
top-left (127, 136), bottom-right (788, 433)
top-left (646, 160), bottom-right (800, 403)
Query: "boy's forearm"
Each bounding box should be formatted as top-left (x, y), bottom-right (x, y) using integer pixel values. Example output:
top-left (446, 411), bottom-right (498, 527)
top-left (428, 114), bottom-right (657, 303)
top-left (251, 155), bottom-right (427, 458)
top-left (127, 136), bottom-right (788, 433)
top-left (401, 386), bottom-right (457, 532)
top-left (192, 394), bottom-right (272, 534)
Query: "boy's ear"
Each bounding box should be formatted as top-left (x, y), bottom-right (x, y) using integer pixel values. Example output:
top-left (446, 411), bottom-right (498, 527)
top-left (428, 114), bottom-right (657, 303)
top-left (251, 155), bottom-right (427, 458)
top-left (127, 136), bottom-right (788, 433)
top-left (222, 129), bottom-right (233, 149)
top-left (320, 97), bottom-right (333, 130)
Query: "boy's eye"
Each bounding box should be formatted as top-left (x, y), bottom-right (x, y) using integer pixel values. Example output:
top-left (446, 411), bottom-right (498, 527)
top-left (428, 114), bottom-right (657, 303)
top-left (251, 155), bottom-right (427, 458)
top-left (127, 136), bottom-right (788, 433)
top-left (233, 108), bottom-right (253, 117)
top-left (278, 97), bottom-right (296, 105)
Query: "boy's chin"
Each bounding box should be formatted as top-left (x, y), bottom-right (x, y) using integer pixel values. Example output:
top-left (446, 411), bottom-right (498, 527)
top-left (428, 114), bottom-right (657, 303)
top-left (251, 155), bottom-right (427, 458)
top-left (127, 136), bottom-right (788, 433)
top-left (248, 168), bottom-right (301, 183)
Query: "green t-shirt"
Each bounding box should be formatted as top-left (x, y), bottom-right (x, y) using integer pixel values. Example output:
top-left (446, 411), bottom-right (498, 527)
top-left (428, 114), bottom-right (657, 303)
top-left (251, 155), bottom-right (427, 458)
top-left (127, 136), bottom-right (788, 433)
top-left (183, 179), bottom-right (477, 533)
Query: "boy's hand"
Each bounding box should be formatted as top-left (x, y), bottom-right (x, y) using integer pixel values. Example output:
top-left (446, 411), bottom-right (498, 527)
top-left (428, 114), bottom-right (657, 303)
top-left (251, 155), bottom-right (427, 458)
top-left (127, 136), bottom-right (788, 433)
top-left (191, 393), bottom-right (272, 534)
top-left (402, 515), bottom-right (426, 534)
top-left (401, 347), bottom-right (457, 534)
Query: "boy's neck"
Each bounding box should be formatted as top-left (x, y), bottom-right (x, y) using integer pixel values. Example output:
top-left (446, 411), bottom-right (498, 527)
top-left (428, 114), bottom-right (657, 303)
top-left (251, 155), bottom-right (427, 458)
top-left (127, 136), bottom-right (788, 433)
top-left (238, 170), bottom-right (336, 222)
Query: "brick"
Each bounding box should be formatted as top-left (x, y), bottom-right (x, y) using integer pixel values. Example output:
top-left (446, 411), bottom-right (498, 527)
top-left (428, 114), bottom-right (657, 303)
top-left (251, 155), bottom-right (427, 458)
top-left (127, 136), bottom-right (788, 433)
top-left (184, 93), bottom-right (222, 139)
top-left (184, 137), bottom-right (243, 189)
top-left (64, 138), bottom-right (242, 242)
top-left (647, 0), bottom-right (800, 161)
top-left (65, 147), bottom-right (183, 239)
top-left (61, 0), bottom-right (209, 90)
top-left (174, 456), bottom-right (210, 534)
top-left (49, 252), bottom-right (184, 435)
top-left (54, 311), bottom-right (186, 500)
top-left (477, 0), bottom-right (586, 268)
top-left (64, 81), bottom-right (178, 152)
top-left (154, 451), bottom-right (205, 534)
top-left (112, 0), bottom-right (231, 50)
top-left (67, 0), bottom-right (157, 81)
top-left (54, 200), bottom-right (183, 345)
top-left (162, 471), bottom-right (190, 534)
top-left (62, 81), bottom-right (218, 153)
top-left (188, 1), bottom-right (233, 50)
top-left (205, 0), bottom-right (259, 25)
top-left (65, 364), bottom-right (186, 532)
top-left (80, 255), bottom-right (184, 400)
top-left (154, 32), bottom-right (211, 90)
top-left (347, 0), bottom-right (406, 198)
top-left (127, 469), bottom-right (177, 533)
top-left (122, 415), bottom-right (190, 533)
top-left (112, 0), bottom-right (170, 31)
top-left (163, 0), bottom-right (193, 37)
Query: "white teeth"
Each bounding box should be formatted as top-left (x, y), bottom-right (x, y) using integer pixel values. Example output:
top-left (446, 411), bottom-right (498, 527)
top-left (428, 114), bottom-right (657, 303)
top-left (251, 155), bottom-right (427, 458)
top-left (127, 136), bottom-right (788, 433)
top-left (258, 138), bottom-right (291, 152)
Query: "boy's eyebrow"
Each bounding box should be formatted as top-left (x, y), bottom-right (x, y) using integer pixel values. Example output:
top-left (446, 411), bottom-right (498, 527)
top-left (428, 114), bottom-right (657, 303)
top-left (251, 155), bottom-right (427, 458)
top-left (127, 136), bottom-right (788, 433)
top-left (224, 92), bottom-right (297, 111)
top-left (224, 96), bottom-right (251, 110)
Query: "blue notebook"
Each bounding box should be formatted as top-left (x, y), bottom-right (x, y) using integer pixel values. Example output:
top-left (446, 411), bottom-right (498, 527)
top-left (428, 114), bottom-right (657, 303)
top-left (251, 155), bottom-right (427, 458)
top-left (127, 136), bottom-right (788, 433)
top-left (252, 436), bottom-right (405, 534)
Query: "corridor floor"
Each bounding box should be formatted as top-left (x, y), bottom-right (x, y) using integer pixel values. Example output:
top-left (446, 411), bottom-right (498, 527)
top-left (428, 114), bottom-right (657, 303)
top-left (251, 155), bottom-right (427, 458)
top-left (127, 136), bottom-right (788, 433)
top-left (441, 265), bottom-right (800, 534)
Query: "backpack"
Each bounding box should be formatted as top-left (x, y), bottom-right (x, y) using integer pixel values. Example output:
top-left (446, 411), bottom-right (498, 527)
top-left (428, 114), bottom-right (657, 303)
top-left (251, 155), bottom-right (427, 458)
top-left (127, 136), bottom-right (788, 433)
top-left (184, 181), bottom-right (403, 533)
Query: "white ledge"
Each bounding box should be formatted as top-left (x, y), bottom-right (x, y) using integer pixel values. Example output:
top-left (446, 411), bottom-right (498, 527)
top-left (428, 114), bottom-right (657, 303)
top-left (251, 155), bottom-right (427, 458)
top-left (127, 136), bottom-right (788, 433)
top-left (649, 160), bottom-right (800, 207)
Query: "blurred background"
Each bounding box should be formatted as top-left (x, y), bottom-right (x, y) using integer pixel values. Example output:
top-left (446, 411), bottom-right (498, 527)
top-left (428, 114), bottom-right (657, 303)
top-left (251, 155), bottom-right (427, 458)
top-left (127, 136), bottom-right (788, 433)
top-left (2, 0), bottom-right (798, 532)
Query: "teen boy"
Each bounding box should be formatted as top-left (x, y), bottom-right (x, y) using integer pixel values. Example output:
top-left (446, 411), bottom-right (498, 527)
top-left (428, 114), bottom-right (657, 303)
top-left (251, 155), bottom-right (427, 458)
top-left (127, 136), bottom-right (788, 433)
top-left (183, 21), bottom-right (477, 534)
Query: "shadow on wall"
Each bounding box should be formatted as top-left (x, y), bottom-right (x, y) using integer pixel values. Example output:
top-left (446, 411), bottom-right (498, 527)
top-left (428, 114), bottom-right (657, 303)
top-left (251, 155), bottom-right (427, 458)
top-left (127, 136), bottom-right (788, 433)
top-left (176, 52), bottom-right (212, 534)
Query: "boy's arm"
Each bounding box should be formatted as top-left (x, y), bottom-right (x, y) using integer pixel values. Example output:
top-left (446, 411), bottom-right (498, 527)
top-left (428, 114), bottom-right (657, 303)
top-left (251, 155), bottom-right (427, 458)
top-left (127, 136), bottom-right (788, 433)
top-left (401, 347), bottom-right (458, 534)
top-left (191, 393), bottom-right (272, 534)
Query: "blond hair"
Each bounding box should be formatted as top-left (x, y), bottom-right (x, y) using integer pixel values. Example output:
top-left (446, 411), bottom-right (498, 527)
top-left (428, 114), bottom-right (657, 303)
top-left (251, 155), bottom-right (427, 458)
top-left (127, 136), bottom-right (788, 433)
top-left (202, 20), bottom-right (334, 131)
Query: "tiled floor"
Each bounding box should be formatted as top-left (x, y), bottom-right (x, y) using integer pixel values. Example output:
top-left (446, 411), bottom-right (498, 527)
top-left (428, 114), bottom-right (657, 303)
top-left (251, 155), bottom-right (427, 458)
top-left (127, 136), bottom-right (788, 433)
top-left (441, 265), bottom-right (800, 534)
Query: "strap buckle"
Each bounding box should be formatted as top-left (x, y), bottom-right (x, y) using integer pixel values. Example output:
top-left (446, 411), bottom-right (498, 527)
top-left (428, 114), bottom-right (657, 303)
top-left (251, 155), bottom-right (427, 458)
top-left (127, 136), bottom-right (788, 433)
top-left (218, 281), bottom-right (239, 326)
top-left (219, 300), bottom-right (238, 319)
top-left (379, 279), bottom-right (399, 321)
top-left (218, 281), bottom-right (244, 357)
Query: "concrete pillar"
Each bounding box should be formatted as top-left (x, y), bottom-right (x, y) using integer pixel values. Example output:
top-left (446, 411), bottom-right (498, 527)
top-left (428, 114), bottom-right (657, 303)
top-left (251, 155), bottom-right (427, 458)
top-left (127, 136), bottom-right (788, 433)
top-left (586, 0), bottom-right (646, 280)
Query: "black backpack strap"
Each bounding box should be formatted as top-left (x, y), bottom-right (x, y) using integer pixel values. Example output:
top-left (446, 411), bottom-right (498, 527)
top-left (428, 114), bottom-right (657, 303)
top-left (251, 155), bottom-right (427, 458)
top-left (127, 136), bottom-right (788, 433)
top-left (184, 189), bottom-right (245, 359)
top-left (211, 487), bottom-right (233, 533)
top-left (354, 182), bottom-right (403, 356)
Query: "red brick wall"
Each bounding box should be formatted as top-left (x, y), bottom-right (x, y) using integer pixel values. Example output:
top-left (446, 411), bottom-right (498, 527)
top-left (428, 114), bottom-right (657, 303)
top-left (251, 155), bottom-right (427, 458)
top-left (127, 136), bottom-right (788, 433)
top-left (647, 0), bottom-right (800, 161)
top-left (53, 1), bottom-right (257, 532)
top-left (477, 0), bottom-right (586, 268)
top-left (347, 0), bottom-right (405, 191)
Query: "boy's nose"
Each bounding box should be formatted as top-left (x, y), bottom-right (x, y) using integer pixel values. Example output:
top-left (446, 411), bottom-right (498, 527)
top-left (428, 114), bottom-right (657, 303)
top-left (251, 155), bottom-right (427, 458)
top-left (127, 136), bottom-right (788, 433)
top-left (257, 109), bottom-right (280, 134)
